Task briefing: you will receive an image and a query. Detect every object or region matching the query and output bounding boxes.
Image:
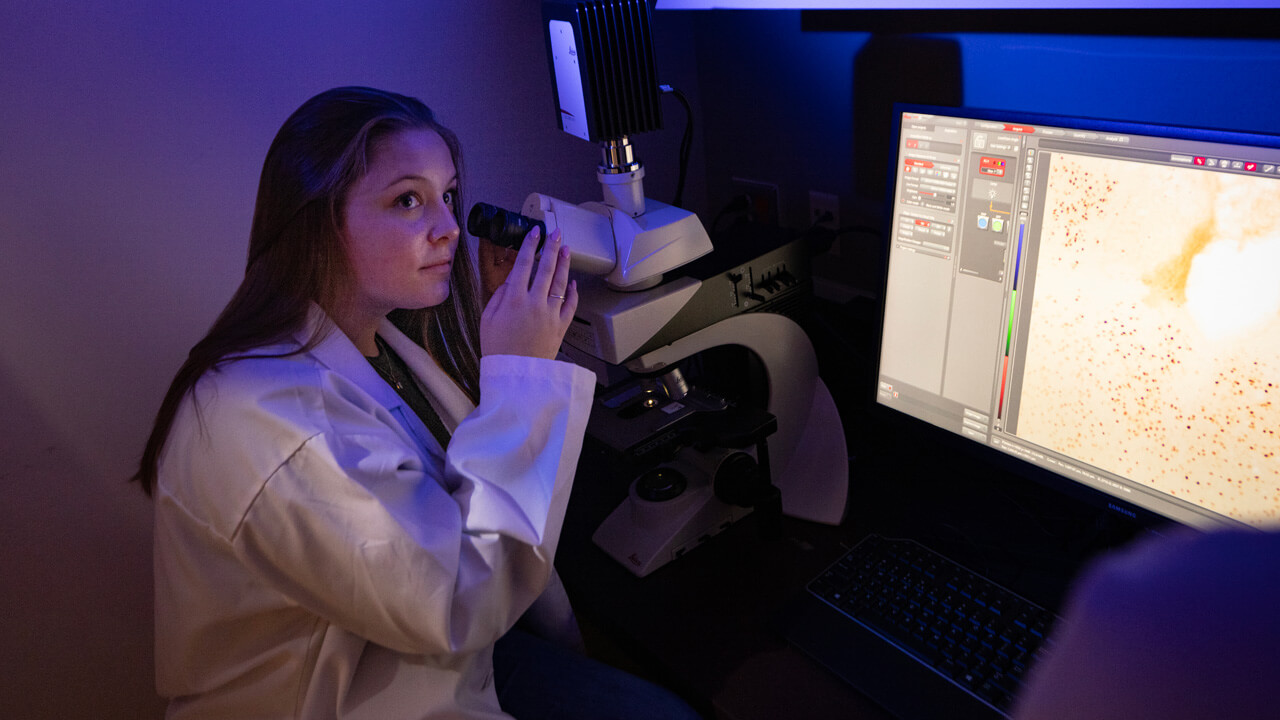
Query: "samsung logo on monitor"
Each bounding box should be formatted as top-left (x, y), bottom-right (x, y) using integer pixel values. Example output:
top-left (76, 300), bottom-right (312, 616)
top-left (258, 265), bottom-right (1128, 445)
top-left (1107, 502), bottom-right (1137, 519)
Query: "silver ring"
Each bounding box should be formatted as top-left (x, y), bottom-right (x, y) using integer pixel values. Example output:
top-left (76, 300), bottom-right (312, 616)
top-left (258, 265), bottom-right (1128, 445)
top-left (548, 293), bottom-right (566, 300)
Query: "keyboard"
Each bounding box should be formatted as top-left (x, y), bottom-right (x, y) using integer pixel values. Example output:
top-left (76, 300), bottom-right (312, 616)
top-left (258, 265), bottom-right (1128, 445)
top-left (804, 534), bottom-right (1059, 717)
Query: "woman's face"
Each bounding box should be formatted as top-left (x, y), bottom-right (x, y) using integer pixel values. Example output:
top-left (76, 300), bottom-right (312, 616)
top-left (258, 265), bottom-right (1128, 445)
top-left (340, 128), bottom-right (460, 317)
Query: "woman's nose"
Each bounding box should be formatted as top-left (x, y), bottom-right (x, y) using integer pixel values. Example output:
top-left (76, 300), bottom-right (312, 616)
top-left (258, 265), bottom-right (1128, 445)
top-left (430, 202), bottom-right (460, 244)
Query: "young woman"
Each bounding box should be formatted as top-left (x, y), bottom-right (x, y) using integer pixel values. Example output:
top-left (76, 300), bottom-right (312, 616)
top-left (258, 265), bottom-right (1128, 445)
top-left (134, 87), bottom-right (699, 720)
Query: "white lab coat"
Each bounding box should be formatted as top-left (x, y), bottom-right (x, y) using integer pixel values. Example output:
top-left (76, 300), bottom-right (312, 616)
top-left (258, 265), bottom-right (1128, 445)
top-left (153, 306), bottom-right (596, 719)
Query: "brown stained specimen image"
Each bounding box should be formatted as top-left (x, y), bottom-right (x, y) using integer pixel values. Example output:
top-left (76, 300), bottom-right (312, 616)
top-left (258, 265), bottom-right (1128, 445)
top-left (1016, 153), bottom-right (1280, 526)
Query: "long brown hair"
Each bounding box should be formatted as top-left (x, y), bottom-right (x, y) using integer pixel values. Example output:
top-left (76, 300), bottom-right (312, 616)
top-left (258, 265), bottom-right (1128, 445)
top-left (133, 87), bottom-right (482, 496)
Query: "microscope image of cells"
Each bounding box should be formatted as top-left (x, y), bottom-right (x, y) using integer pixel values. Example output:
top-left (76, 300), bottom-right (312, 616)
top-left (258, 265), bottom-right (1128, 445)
top-left (1014, 153), bottom-right (1280, 527)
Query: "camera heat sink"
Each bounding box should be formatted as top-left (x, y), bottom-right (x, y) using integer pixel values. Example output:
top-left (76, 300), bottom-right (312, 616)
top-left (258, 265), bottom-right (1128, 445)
top-left (543, 0), bottom-right (663, 143)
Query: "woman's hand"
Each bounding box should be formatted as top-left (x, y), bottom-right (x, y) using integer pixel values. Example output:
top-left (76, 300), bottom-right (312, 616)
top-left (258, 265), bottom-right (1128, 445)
top-left (480, 226), bottom-right (578, 360)
top-left (476, 236), bottom-right (516, 305)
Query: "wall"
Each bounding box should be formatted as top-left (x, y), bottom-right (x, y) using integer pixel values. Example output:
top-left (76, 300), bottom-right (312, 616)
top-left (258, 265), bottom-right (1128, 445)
top-left (0, 2), bottom-right (699, 717)
top-left (686, 11), bottom-right (1280, 297)
top-left (4, 2), bottom-right (1279, 716)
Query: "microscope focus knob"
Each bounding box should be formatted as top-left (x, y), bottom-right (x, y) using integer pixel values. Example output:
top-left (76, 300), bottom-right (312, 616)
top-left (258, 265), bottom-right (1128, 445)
top-left (712, 452), bottom-right (764, 507)
top-left (713, 451), bottom-right (782, 539)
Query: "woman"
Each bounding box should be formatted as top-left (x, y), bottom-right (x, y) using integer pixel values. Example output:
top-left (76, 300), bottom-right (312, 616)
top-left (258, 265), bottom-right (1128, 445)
top-left (134, 87), bottom-right (698, 719)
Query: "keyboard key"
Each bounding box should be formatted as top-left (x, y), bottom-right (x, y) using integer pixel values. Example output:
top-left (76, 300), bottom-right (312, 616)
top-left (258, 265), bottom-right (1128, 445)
top-left (808, 535), bottom-right (1059, 714)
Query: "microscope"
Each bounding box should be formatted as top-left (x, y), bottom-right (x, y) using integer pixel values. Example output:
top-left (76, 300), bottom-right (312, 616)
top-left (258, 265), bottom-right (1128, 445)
top-left (485, 0), bottom-right (848, 576)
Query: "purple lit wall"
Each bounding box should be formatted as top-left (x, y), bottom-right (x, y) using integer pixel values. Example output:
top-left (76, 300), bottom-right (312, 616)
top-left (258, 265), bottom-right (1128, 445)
top-left (4, 1), bottom-right (1278, 716)
top-left (0, 3), bottom-right (699, 716)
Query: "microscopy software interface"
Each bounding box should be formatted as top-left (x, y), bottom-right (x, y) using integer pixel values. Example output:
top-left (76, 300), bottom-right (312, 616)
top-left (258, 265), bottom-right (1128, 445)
top-left (878, 107), bottom-right (1280, 529)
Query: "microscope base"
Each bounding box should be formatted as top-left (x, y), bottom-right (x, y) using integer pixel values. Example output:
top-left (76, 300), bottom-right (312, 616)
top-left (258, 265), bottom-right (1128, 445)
top-left (593, 468), bottom-right (753, 578)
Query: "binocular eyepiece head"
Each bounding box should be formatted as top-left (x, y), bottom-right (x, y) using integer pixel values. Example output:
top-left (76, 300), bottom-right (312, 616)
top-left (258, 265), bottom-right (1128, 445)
top-left (467, 202), bottom-right (547, 251)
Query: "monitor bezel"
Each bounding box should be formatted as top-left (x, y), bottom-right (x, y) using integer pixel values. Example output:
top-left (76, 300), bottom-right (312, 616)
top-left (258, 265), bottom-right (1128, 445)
top-left (800, 9), bottom-right (1280, 37)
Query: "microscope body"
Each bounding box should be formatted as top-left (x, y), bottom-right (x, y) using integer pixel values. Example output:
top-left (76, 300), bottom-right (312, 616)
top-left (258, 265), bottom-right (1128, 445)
top-left (521, 192), bottom-right (849, 575)
top-left (523, 0), bottom-right (844, 576)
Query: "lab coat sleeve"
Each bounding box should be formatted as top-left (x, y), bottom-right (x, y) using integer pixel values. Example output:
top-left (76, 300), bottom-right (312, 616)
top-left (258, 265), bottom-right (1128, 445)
top-left (227, 354), bottom-right (595, 657)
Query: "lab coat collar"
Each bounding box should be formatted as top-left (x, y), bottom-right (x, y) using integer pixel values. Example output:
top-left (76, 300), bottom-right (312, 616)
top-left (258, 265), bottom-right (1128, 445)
top-left (296, 304), bottom-right (473, 461)
top-left (376, 318), bottom-right (475, 433)
top-left (296, 305), bottom-right (404, 414)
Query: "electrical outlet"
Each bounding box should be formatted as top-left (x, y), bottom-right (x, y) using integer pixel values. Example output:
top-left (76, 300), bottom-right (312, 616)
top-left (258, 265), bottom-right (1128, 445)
top-left (809, 190), bottom-right (840, 230)
top-left (731, 177), bottom-right (780, 226)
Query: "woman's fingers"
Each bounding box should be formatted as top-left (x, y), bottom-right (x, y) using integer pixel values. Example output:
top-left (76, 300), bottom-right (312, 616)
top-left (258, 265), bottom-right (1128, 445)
top-left (504, 225), bottom-right (542, 292)
top-left (528, 228), bottom-right (562, 297)
top-left (478, 224), bottom-right (577, 359)
top-left (548, 238), bottom-right (572, 302)
top-left (558, 279), bottom-right (579, 323)
top-left (477, 237), bottom-right (516, 304)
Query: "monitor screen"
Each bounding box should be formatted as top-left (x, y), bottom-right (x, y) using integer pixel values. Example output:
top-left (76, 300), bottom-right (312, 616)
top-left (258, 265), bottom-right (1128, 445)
top-left (877, 104), bottom-right (1280, 531)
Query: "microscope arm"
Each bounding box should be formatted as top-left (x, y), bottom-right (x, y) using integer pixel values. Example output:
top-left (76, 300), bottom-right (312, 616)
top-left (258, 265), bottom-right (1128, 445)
top-left (625, 313), bottom-right (848, 525)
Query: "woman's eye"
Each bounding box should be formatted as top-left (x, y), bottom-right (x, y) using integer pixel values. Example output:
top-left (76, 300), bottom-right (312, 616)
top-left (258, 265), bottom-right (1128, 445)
top-left (396, 193), bottom-right (421, 210)
top-left (443, 189), bottom-right (458, 207)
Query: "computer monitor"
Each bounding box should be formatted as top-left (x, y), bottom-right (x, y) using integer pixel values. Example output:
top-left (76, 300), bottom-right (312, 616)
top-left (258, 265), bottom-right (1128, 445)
top-left (877, 103), bottom-right (1280, 532)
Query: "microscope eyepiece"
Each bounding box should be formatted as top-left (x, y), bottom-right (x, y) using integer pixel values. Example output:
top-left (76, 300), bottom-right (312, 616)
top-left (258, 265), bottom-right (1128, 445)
top-left (467, 202), bottom-right (547, 251)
